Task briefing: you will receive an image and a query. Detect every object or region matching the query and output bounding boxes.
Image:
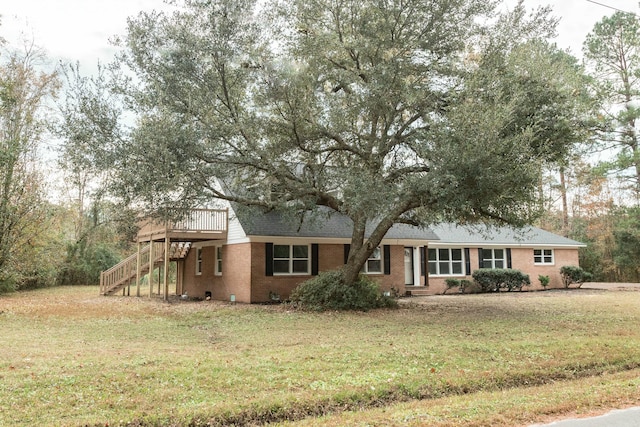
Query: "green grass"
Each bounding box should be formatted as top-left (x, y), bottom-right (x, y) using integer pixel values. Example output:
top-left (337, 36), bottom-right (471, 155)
top-left (1, 286), bottom-right (640, 426)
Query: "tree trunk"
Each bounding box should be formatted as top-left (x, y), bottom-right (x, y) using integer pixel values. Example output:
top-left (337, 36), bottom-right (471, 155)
top-left (559, 166), bottom-right (569, 237)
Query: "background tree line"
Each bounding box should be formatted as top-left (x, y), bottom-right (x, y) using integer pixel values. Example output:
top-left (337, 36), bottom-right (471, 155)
top-left (1, 1), bottom-right (639, 294)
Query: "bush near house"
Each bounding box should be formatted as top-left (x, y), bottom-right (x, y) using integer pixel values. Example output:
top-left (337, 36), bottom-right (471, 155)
top-left (289, 271), bottom-right (397, 311)
top-left (560, 265), bottom-right (593, 288)
top-left (443, 278), bottom-right (474, 294)
top-left (472, 269), bottom-right (531, 292)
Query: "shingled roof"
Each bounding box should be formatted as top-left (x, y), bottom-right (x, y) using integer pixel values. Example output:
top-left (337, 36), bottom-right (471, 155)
top-left (233, 205), bottom-right (583, 247)
top-left (430, 223), bottom-right (585, 247)
top-left (235, 207), bottom-right (439, 241)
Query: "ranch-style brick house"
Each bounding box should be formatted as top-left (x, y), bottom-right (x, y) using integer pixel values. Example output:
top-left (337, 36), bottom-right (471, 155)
top-left (100, 205), bottom-right (585, 302)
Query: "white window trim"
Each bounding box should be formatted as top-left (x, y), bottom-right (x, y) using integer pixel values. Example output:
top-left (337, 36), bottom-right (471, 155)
top-left (362, 246), bottom-right (383, 274)
top-left (195, 247), bottom-right (203, 275)
top-left (273, 244), bottom-right (310, 276)
top-left (534, 248), bottom-right (555, 265)
top-left (428, 248), bottom-right (465, 276)
top-left (481, 248), bottom-right (507, 269)
top-left (215, 246), bottom-right (223, 276)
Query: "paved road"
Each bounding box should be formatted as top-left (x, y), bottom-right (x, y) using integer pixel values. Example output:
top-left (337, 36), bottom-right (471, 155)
top-left (531, 407), bottom-right (640, 426)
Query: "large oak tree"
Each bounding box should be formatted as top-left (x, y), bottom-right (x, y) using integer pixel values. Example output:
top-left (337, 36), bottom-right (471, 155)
top-left (89, 0), bottom-right (588, 285)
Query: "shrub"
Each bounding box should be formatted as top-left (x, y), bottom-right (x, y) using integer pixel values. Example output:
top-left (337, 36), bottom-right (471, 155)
top-left (443, 278), bottom-right (460, 294)
top-left (471, 269), bottom-right (531, 292)
top-left (538, 275), bottom-right (550, 289)
top-left (289, 271), bottom-right (397, 311)
top-left (560, 265), bottom-right (593, 288)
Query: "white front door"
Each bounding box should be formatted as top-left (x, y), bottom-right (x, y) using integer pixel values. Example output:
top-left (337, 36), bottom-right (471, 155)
top-left (404, 247), bottom-right (414, 285)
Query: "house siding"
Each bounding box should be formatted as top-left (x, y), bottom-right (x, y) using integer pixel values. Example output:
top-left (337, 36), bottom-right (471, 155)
top-left (426, 247), bottom-right (580, 294)
top-left (179, 240), bottom-right (582, 302)
top-left (182, 243), bottom-right (252, 302)
top-left (249, 242), bottom-right (406, 303)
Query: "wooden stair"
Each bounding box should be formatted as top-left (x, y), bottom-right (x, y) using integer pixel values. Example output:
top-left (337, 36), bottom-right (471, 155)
top-left (99, 242), bottom-right (191, 296)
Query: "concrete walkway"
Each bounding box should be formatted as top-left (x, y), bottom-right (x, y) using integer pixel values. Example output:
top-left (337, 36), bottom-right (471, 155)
top-left (531, 407), bottom-right (640, 426)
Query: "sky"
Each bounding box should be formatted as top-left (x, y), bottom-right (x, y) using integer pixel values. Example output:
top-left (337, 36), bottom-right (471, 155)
top-left (1, 0), bottom-right (637, 71)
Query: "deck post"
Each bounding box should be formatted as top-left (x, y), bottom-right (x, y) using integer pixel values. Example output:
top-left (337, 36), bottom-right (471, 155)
top-left (148, 239), bottom-right (154, 298)
top-left (164, 238), bottom-right (170, 301)
top-left (136, 242), bottom-right (141, 297)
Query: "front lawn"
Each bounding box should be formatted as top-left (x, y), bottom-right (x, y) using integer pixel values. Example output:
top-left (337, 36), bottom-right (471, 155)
top-left (1, 286), bottom-right (639, 426)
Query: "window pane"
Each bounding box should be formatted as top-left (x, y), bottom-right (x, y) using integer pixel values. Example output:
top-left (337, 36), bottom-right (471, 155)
top-left (534, 249), bottom-right (542, 256)
top-left (452, 262), bottom-right (463, 274)
top-left (482, 261), bottom-right (493, 269)
top-left (438, 249), bottom-right (450, 261)
top-left (534, 255), bottom-right (542, 263)
top-left (292, 245), bottom-right (308, 258)
top-left (428, 249), bottom-right (436, 261)
top-left (273, 260), bottom-right (290, 273)
top-left (367, 260), bottom-right (381, 273)
top-left (428, 261), bottom-right (438, 275)
top-left (495, 260), bottom-right (504, 268)
top-left (439, 262), bottom-right (450, 275)
top-left (544, 249), bottom-right (552, 256)
top-left (544, 255), bottom-right (553, 263)
top-left (451, 249), bottom-right (462, 260)
top-left (274, 245), bottom-right (289, 258)
top-left (482, 249), bottom-right (493, 260)
top-left (494, 249), bottom-right (504, 259)
top-left (370, 247), bottom-right (381, 260)
top-left (292, 260), bottom-right (308, 273)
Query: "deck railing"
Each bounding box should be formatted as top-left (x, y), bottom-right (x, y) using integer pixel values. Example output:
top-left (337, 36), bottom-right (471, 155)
top-left (137, 209), bottom-right (228, 241)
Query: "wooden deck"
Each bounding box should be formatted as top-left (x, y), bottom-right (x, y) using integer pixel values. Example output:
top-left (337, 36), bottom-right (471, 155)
top-left (136, 209), bottom-right (228, 242)
top-left (100, 209), bottom-right (229, 297)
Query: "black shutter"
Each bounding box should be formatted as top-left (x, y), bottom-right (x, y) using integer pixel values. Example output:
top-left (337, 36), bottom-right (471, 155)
top-left (311, 244), bottom-right (319, 276)
top-left (478, 248), bottom-right (483, 269)
top-left (465, 248), bottom-right (471, 275)
top-left (265, 243), bottom-right (274, 276)
top-left (383, 245), bottom-right (391, 275)
top-left (506, 248), bottom-right (512, 269)
top-left (420, 246), bottom-right (426, 275)
top-left (344, 244), bottom-right (351, 264)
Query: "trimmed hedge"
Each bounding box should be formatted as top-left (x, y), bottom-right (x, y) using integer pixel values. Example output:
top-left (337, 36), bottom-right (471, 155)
top-left (471, 268), bottom-right (531, 292)
top-left (560, 265), bottom-right (593, 288)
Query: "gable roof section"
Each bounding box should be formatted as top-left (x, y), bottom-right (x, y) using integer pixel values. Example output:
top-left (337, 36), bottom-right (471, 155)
top-left (429, 223), bottom-right (585, 248)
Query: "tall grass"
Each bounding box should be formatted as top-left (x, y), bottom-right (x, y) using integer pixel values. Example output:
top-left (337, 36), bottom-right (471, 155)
top-left (1, 287), bottom-right (639, 426)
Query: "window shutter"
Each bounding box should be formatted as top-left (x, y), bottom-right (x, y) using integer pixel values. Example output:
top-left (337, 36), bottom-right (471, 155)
top-left (420, 246), bottom-right (426, 275)
top-left (465, 248), bottom-right (471, 275)
top-left (311, 244), bottom-right (319, 276)
top-left (507, 248), bottom-right (512, 269)
top-left (383, 245), bottom-right (391, 275)
top-left (478, 248), bottom-right (483, 269)
top-left (265, 243), bottom-right (274, 276)
top-left (344, 244), bottom-right (350, 264)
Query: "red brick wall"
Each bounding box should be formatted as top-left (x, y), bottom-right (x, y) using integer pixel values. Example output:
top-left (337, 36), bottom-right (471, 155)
top-left (249, 243), bottom-right (407, 303)
top-left (426, 247), bottom-right (581, 294)
top-left (181, 244), bottom-right (252, 302)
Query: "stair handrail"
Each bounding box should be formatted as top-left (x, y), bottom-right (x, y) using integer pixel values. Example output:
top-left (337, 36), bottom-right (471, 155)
top-left (99, 242), bottom-right (166, 295)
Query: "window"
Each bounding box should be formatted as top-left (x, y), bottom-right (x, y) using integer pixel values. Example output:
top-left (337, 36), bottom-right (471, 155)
top-left (428, 248), bottom-right (464, 276)
top-left (215, 246), bottom-right (223, 275)
top-left (534, 249), bottom-right (554, 265)
top-left (481, 248), bottom-right (506, 269)
top-left (273, 244), bottom-right (309, 275)
top-left (362, 247), bottom-right (382, 274)
top-left (195, 247), bottom-right (203, 275)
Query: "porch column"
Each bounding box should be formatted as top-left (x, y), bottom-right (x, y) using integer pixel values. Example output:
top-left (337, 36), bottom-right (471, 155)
top-left (413, 246), bottom-right (422, 287)
top-left (148, 240), bottom-right (154, 298)
top-left (136, 242), bottom-right (141, 297)
top-left (163, 238), bottom-right (170, 301)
